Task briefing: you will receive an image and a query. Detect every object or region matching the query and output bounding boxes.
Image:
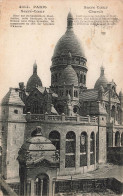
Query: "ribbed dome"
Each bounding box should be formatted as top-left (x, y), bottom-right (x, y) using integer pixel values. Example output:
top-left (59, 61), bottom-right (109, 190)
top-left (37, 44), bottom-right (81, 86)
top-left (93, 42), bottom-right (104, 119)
top-left (18, 127), bottom-right (57, 165)
top-left (53, 30), bottom-right (85, 58)
top-left (52, 12), bottom-right (85, 59)
top-left (94, 67), bottom-right (108, 90)
top-left (26, 62), bottom-right (42, 92)
top-left (61, 64), bottom-right (78, 86)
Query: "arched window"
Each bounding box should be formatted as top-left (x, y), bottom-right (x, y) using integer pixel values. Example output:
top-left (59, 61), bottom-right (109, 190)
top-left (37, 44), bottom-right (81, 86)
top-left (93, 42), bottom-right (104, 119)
top-left (117, 107), bottom-right (121, 124)
top-left (90, 132), bottom-right (95, 165)
top-left (33, 101), bottom-right (38, 114)
top-left (115, 131), bottom-right (120, 146)
top-left (49, 131), bottom-right (60, 151)
top-left (80, 132), bottom-right (87, 166)
top-left (73, 106), bottom-right (79, 114)
top-left (84, 75), bottom-right (86, 84)
top-left (111, 106), bottom-right (115, 119)
top-left (80, 74), bottom-right (83, 83)
top-left (65, 131), bottom-right (76, 168)
top-left (66, 90), bottom-right (69, 96)
top-left (121, 133), bottom-right (123, 146)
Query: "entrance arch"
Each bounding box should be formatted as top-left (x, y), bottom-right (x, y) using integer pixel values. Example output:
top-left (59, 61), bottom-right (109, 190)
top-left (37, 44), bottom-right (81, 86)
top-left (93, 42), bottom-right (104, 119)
top-left (35, 173), bottom-right (49, 196)
top-left (115, 131), bottom-right (120, 146)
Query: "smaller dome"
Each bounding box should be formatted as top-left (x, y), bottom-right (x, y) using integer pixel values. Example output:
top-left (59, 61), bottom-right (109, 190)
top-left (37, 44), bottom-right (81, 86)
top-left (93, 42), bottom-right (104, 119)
top-left (26, 62), bottom-right (42, 92)
top-left (18, 127), bottom-right (58, 165)
top-left (94, 66), bottom-right (108, 90)
top-left (61, 65), bottom-right (78, 86)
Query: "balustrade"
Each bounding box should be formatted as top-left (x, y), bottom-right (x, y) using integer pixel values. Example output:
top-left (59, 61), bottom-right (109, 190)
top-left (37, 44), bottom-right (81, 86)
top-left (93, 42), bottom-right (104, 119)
top-left (26, 113), bottom-right (97, 124)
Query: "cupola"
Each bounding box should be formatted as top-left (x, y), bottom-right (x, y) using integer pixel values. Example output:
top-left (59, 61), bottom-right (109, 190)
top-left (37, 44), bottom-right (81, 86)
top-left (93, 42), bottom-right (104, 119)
top-left (26, 61), bottom-right (42, 93)
top-left (94, 66), bottom-right (108, 90)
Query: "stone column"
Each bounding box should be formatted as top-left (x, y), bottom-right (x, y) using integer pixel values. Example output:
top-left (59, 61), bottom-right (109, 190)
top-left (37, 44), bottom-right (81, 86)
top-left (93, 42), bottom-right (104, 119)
top-left (48, 179), bottom-right (53, 196)
top-left (26, 181), bottom-right (31, 196)
top-left (113, 132), bottom-right (115, 147)
top-left (87, 134), bottom-right (90, 168)
top-left (75, 132), bottom-right (80, 170)
top-left (40, 180), bottom-right (43, 196)
top-left (120, 133), bottom-right (121, 147)
top-left (60, 132), bottom-right (66, 173)
top-left (31, 180), bottom-right (35, 196)
top-left (52, 180), bottom-right (55, 196)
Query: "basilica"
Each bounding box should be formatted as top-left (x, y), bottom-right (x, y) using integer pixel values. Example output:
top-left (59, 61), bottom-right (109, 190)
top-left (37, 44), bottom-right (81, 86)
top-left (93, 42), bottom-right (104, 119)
top-left (0, 12), bottom-right (123, 196)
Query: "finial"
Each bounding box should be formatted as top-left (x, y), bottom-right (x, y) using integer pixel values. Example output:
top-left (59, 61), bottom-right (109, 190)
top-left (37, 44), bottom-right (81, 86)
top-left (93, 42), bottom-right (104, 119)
top-left (33, 60), bottom-right (37, 74)
top-left (100, 66), bottom-right (104, 76)
top-left (67, 11), bottom-right (73, 29)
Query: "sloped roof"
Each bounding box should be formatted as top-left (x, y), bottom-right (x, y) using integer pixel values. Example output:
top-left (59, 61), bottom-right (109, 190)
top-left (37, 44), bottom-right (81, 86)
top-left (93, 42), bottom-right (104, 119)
top-left (1, 88), bottom-right (24, 106)
top-left (37, 87), bottom-right (58, 97)
top-left (80, 89), bottom-right (99, 101)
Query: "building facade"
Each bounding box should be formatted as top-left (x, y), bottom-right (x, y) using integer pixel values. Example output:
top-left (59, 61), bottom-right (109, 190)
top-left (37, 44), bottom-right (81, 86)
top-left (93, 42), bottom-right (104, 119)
top-left (0, 12), bottom-right (123, 196)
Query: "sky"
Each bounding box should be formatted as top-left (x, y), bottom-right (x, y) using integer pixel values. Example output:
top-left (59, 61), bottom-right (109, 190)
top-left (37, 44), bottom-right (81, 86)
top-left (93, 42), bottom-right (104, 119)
top-left (0, 0), bottom-right (123, 102)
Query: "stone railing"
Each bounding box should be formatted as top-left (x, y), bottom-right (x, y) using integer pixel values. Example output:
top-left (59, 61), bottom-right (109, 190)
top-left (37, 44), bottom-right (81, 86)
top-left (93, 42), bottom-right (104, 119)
top-left (26, 113), bottom-right (98, 124)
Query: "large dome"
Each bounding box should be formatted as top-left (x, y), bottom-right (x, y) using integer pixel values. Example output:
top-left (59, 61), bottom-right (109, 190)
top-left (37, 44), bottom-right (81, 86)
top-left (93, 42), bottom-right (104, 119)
top-left (26, 62), bottom-right (42, 92)
top-left (94, 67), bottom-right (108, 90)
top-left (61, 64), bottom-right (78, 86)
top-left (53, 30), bottom-right (85, 58)
top-left (52, 12), bottom-right (85, 59)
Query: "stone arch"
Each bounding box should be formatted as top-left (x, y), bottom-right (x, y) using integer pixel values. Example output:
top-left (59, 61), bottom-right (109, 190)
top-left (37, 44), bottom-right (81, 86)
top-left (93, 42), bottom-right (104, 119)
top-left (80, 131), bottom-right (87, 166)
top-left (73, 105), bottom-right (79, 114)
top-left (49, 131), bottom-right (60, 151)
top-left (90, 132), bottom-right (95, 165)
top-left (35, 173), bottom-right (49, 196)
top-left (65, 131), bottom-right (76, 168)
top-left (115, 131), bottom-right (120, 146)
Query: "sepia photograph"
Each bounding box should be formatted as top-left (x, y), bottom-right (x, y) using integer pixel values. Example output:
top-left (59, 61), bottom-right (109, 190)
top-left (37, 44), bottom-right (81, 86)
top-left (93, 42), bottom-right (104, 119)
top-left (0, 0), bottom-right (123, 195)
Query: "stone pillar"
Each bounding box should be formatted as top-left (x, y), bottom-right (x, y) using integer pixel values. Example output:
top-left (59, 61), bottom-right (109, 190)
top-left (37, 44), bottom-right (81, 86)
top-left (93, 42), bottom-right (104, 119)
top-left (48, 179), bottom-right (53, 196)
top-left (75, 132), bottom-right (80, 170)
top-left (120, 133), bottom-right (121, 147)
top-left (40, 180), bottom-right (43, 196)
top-left (52, 180), bottom-right (55, 196)
top-left (31, 180), bottom-right (35, 196)
top-left (60, 132), bottom-right (66, 173)
top-left (113, 132), bottom-right (115, 147)
top-left (87, 134), bottom-right (90, 168)
top-left (26, 181), bottom-right (31, 196)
